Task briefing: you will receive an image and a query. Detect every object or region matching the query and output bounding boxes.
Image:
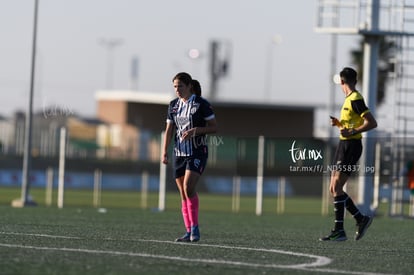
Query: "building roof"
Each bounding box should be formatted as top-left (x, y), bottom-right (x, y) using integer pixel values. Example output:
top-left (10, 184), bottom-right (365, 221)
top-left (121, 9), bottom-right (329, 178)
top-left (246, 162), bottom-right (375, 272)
top-left (95, 90), bottom-right (318, 111)
top-left (95, 90), bottom-right (317, 137)
top-left (95, 90), bottom-right (174, 105)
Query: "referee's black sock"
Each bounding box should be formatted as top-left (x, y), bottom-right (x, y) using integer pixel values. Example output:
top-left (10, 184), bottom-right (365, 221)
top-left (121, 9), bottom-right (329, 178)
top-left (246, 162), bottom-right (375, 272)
top-left (333, 194), bottom-right (347, 231)
top-left (343, 192), bottom-right (364, 223)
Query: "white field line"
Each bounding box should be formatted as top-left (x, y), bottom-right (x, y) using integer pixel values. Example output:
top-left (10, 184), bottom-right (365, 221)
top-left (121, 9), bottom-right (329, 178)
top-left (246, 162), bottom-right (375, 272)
top-left (141, 239), bottom-right (331, 269)
top-left (0, 232), bottom-right (81, 239)
top-left (0, 232), bottom-right (394, 275)
top-left (0, 242), bottom-right (331, 273)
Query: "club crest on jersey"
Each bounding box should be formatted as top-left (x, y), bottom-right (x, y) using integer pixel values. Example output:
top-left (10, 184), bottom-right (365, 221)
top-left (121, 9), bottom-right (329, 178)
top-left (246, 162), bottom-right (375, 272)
top-left (190, 103), bottom-right (200, 114)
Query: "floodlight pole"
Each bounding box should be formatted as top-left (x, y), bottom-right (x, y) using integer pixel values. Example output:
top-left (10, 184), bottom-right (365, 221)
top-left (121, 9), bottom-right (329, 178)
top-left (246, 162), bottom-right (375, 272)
top-left (358, 0), bottom-right (379, 214)
top-left (264, 35), bottom-right (282, 99)
top-left (209, 39), bottom-right (232, 100)
top-left (209, 40), bottom-right (219, 100)
top-left (16, 0), bottom-right (39, 207)
top-left (99, 38), bottom-right (123, 89)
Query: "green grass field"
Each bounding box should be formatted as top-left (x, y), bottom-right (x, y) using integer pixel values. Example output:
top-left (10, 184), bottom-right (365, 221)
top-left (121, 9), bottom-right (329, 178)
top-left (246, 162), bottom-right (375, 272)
top-left (0, 187), bottom-right (413, 274)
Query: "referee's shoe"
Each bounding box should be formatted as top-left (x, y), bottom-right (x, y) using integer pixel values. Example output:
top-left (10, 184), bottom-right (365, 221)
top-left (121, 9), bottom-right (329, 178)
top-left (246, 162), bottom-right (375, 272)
top-left (319, 229), bottom-right (347, 241)
top-left (355, 216), bottom-right (373, 241)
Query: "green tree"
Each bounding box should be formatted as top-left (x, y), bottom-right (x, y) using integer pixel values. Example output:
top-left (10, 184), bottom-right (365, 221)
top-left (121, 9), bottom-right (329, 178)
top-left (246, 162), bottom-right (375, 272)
top-left (350, 37), bottom-right (396, 106)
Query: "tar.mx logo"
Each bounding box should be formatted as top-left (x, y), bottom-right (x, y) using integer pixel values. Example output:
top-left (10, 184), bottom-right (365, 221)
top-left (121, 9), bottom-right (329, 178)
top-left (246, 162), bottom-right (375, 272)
top-left (289, 140), bottom-right (323, 163)
top-left (43, 102), bottom-right (74, 119)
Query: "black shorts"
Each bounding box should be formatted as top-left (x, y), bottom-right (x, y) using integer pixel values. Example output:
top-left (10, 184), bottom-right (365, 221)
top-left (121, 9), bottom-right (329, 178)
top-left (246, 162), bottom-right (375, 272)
top-left (333, 139), bottom-right (363, 175)
top-left (174, 155), bottom-right (208, 178)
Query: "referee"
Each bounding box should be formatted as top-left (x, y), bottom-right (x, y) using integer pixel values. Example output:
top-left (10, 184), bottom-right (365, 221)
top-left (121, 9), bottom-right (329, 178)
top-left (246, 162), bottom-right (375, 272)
top-left (162, 72), bottom-right (217, 242)
top-left (320, 67), bottom-right (377, 242)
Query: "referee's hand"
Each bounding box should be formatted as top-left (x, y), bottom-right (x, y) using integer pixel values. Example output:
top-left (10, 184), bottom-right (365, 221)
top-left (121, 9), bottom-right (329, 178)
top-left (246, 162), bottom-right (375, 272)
top-left (330, 116), bottom-right (342, 128)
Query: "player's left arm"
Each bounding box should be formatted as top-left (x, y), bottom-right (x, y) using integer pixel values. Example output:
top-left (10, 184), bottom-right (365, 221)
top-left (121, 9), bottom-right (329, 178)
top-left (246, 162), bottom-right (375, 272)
top-left (196, 117), bottom-right (218, 135)
top-left (182, 99), bottom-right (218, 140)
top-left (356, 111), bottom-right (377, 134)
top-left (182, 117), bottom-right (217, 140)
top-left (342, 99), bottom-right (377, 137)
top-left (193, 101), bottom-right (218, 136)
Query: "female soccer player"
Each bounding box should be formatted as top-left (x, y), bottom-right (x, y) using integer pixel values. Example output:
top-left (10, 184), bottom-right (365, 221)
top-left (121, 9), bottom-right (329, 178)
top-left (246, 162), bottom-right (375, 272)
top-left (162, 72), bottom-right (217, 242)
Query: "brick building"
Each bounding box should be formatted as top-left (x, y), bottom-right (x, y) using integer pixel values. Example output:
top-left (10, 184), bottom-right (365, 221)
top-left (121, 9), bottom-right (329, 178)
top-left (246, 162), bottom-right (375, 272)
top-left (95, 90), bottom-right (316, 160)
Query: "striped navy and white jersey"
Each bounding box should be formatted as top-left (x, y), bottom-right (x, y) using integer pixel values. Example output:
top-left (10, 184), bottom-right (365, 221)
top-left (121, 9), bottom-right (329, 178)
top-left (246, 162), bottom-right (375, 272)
top-left (166, 94), bottom-right (215, 157)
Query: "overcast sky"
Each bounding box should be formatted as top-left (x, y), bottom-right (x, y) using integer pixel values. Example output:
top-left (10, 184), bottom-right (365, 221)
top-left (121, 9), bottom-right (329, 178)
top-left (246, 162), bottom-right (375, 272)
top-left (2, 0), bottom-right (393, 133)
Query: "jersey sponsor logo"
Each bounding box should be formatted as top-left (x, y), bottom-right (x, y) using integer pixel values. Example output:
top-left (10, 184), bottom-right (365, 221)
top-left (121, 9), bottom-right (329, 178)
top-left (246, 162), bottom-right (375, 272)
top-left (176, 116), bottom-right (189, 125)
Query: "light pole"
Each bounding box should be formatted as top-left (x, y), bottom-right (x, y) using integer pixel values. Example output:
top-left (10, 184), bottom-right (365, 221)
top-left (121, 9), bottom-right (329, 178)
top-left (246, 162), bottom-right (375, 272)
top-left (12, 0), bottom-right (39, 207)
top-left (209, 39), bottom-right (232, 101)
top-left (264, 35), bottom-right (282, 99)
top-left (188, 48), bottom-right (202, 78)
top-left (99, 38), bottom-right (123, 89)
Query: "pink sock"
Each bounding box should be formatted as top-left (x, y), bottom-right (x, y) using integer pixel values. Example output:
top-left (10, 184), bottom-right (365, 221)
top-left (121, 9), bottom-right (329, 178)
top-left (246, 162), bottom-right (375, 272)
top-left (187, 194), bottom-right (199, 227)
top-left (181, 199), bottom-right (191, 232)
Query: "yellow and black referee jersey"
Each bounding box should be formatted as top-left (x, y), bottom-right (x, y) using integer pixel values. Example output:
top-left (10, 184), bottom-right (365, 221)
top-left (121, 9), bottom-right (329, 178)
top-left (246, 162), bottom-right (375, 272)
top-left (339, 90), bottom-right (370, 140)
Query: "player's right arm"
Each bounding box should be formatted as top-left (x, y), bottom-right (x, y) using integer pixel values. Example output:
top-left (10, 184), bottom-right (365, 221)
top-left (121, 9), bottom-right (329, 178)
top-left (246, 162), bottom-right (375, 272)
top-left (162, 122), bottom-right (175, 164)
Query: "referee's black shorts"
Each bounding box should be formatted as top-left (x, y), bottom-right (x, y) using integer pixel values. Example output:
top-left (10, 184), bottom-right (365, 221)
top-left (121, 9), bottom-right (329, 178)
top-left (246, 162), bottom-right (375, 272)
top-left (333, 139), bottom-right (363, 175)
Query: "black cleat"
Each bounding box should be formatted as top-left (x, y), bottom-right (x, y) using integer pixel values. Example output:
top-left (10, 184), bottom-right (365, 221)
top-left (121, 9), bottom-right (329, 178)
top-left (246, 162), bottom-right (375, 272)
top-left (319, 229), bottom-right (347, 241)
top-left (355, 216), bottom-right (373, 241)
